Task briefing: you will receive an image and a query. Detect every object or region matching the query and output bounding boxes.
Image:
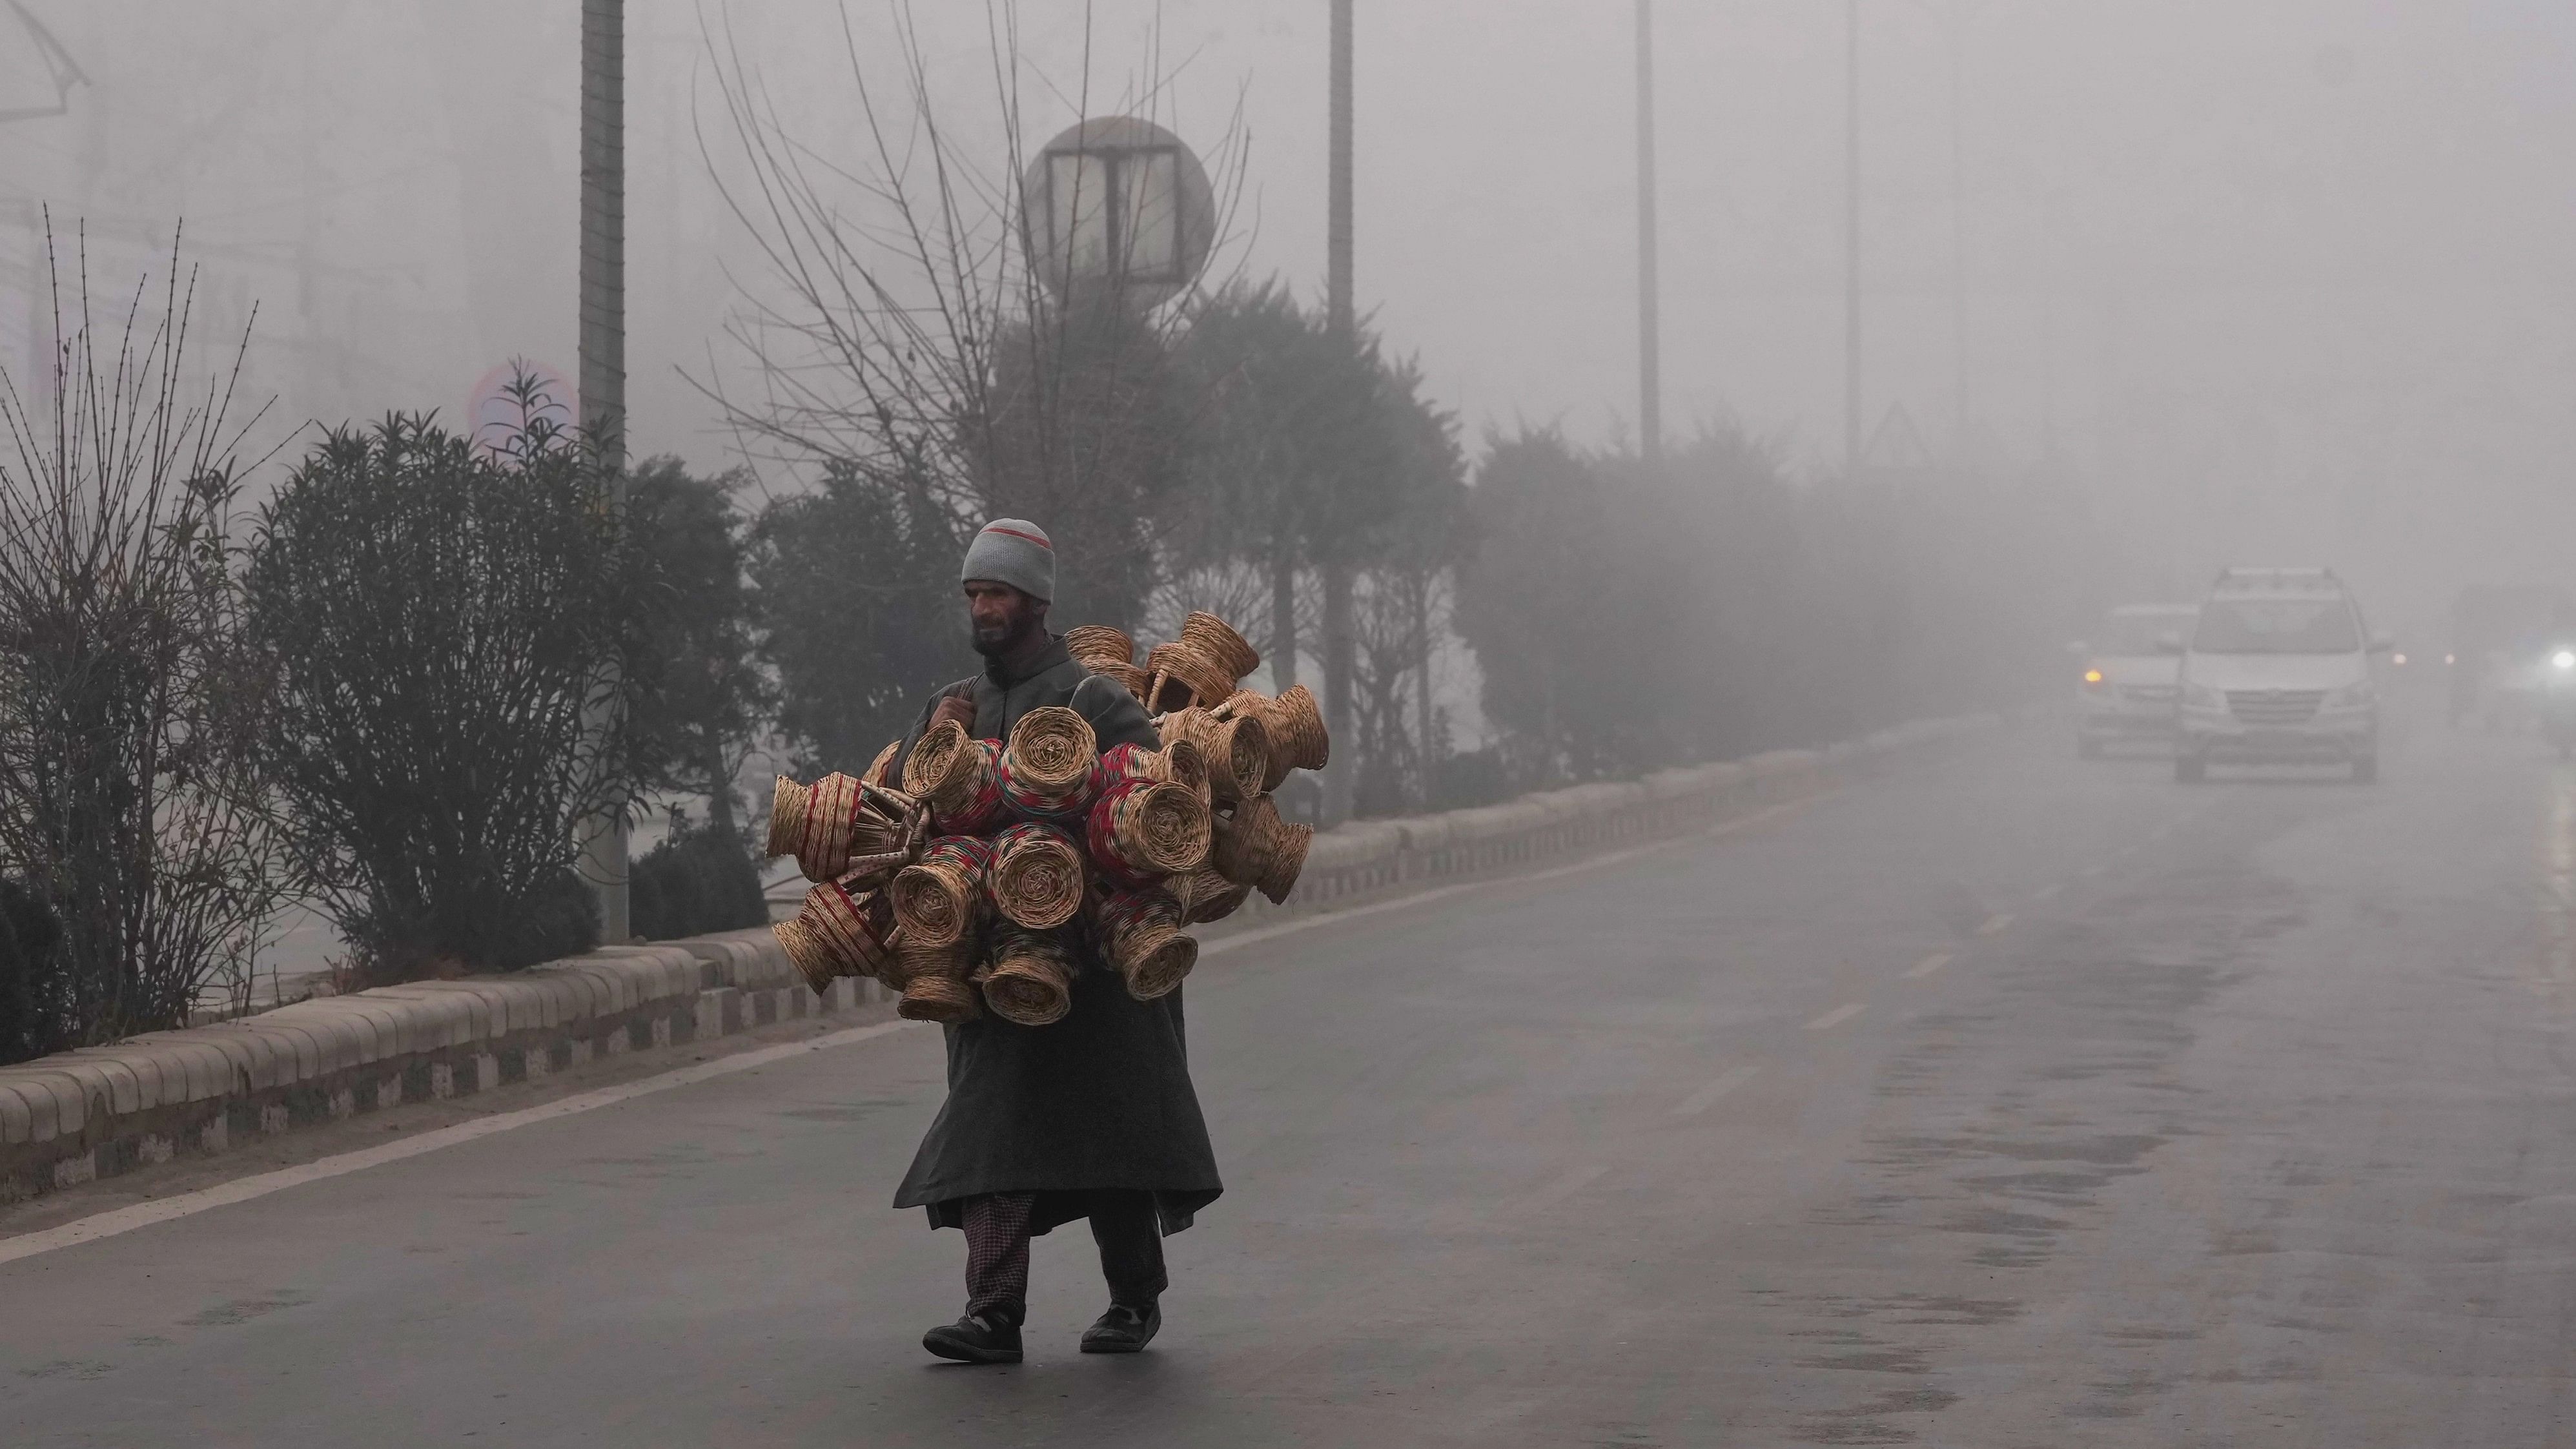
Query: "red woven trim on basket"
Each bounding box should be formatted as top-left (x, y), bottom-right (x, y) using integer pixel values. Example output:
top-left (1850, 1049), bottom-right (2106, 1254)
top-left (1084, 781), bottom-right (1167, 891)
top-left (997, 754), bottom-right (1101, 822)
top-left (922, 834), bottom-right (998, 874)
top-left (1094, 885), bottom-right (1178, 938)
top-left (1096, 741), bottom-right (1154, 788)
top-left (932, 774), bottom-right (1007, 836)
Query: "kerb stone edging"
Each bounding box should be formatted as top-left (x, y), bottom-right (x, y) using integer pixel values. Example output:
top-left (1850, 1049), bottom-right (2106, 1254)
top-left (0, 930), bottom-right (895, 1203)
top-left (0, 711), bottom-right (1996, 1205)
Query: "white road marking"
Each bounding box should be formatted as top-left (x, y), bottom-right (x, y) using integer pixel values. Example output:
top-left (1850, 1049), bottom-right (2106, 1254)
top-left (1200, 881), bottom-right (1483, 956)
top-left (1511, 1163), bottom-right (1609, 1215)
top-left (1904, 952), bottom-right (1954, 980)
top-left (1977, 913), bottom-right (2016, 937)
top-left (1672, 1065), bottom-right (1761, 1117)
top-left (1804, 1002), bottom-right (1866, 1031)
top-left (0, 1020), bottom-right (928, 1268)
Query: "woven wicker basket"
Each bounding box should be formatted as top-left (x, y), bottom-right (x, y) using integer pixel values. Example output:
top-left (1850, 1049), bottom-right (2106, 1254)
top-left (889, 836), bottom-right (994, 947)
top-left (1257, 818), bottom-right (1314, 904)
top-left (980, 930), bottom-right (1074, 1026)
top-left (986, 823), bottom-right (1087, 930)
top-left (1172, 866), bottom-right (1253, 926)
top-left (1267, 684), bottom-right (1329, 772)
top-left (1094, 889), bottom-right (1199, 1001)
top-left (765, 772), bottom-right (928, 886)
top-left (901, 720), bottom-right (1005, 834)
top-left (1085, 779), bottom-right (1212, 887)
top-left (1063, 624), bottom-right (1136, 671)
top-left (1178, 610), bottom-right (1261, 681)
top-left (1158, 707), bottom-right (1271, 804)
top-left (1143, 639), bottom-right (1237, 714)
top-left (998, 706), bottom-right (1100, 820)
top-left (1211, 793), bottom-right (1313, 903)
top-left (774, 880), bottom-right (900, 993)
top-left (1156, 737), bottom-right (1212, 801)
top-left (895, 938), bottom-right (981, 1023)
top-left (1099, 738), bottom-right (1211, 803)
top-left (1096, 661), bottom-right (1152, 702)
top-left (1209, 691), bottom-right (1283, 792)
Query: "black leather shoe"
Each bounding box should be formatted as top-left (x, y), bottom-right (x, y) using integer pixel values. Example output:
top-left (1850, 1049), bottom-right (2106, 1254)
top-left (1079, 1301), bottom-right (1161, 1353)
top-left (923, 1311), bottom-right (1023, 1364)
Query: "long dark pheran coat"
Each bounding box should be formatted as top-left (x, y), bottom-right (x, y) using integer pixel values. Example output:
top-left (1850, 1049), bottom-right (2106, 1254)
top-left (887, 635), bottom-right (1224, 1237)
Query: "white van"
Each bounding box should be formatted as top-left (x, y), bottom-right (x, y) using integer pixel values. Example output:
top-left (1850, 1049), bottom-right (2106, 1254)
top-left (2172, 567), bottom-right (2389, 783)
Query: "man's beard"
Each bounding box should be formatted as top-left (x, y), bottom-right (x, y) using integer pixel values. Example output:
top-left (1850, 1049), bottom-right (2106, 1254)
top-left (970, 621), bottom-right (1019, 657)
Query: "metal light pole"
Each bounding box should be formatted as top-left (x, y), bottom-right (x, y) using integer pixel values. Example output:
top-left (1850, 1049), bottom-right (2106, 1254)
top-left (1327, 0), bottom-right (1354, 336)
top-left (1941, 3), bottom-right (1968, 453)
top-left (1635, 0), bottom-right (1662, 464)
top-left (578, 0), bottom-right (629, 941)
top-left (1843, 0), bottom-right (1863, 477)
top-left (1319, 0), bottom-right (1357, 825)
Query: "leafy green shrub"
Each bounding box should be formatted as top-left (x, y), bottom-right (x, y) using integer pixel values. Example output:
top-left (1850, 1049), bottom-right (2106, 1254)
top-left (244, 412), bottom-right (646, 980)
top-left (629, 819), bottom-right (767, 941)
top-left (0, 239), bottom-right (287, 1052)
top-left (0, 878), bottom-right (61, 1065)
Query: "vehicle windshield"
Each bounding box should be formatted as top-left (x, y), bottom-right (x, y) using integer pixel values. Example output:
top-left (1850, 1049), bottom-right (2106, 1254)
top-left (2193, 598), bottom-right (2360, 654)
top-left (2097, 612), bottom-right (2193, 655)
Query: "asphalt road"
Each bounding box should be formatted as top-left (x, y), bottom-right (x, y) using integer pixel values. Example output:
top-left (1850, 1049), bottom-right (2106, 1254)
top-left (8, 702), bottom-right (2576, 1446)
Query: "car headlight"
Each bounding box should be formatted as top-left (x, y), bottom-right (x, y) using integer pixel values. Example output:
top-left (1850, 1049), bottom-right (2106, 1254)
top-left (2180, 681), bottom-right (2225, 711)
top-left (2555, 649), bottom-right (2576, 672)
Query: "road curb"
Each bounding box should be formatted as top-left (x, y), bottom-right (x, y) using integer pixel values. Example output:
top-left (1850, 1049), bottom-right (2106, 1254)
top-left (0, 933), bottom-right (897, 1205)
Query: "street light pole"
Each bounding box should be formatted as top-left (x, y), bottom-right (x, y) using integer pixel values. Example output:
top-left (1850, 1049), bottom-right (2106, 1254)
top-left (1320, 0), bottom-right (1356, 825)
top-left (578, 0), bottom-right (629, 941)
top-left (1843, 0), bottom-right (1863, 478)
top-left (1945, 6), bottom-right (1968, 454)
top-left (1635, 0), bottom-right (1662, 464)
top-left (1327, 0), bottom-right (1354, 336)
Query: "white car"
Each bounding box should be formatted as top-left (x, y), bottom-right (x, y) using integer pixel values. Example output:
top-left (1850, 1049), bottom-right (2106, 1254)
top-left (2173, 567), bottom-right (2390, 783)
top-left (2075, 604), bottom-right (2199, 757)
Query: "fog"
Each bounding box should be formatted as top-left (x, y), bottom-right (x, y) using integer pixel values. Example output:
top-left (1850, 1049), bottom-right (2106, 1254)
top-left (17, 7), bottom-right (2576, 1428)
top-left (12, 1), bottom-right (2571, 635)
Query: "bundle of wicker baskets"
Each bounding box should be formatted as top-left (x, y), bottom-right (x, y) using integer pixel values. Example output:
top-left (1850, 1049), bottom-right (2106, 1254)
top-left (761, 610), bottom-right (1327, 1025)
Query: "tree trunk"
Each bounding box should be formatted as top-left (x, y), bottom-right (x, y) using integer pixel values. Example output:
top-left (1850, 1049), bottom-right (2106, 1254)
top-left (1411, 573), bottom-right (1436, 807)
top-left (702, 735), bottom-right (737, 839)
top-left (1270, 546), bottom-right (1298, 691)
top-left (1320, 560), bottom-right (1355, 823)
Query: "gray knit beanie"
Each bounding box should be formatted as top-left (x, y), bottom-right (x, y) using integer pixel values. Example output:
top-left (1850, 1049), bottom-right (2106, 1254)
top-left (960, 518), bottom-right (1056, 602)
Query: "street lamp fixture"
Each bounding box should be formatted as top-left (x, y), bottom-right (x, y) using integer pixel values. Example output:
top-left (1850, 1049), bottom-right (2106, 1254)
top-left (1025, 117), bottom-right (1214, 309)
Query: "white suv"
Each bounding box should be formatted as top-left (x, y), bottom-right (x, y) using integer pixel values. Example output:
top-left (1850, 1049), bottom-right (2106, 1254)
top-left (2173, 567), bottom-right (2389, 783)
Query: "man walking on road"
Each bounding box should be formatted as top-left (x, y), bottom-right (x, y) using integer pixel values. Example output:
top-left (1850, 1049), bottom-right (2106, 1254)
top-left (886, 519), bottom-right (1225, 1364)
